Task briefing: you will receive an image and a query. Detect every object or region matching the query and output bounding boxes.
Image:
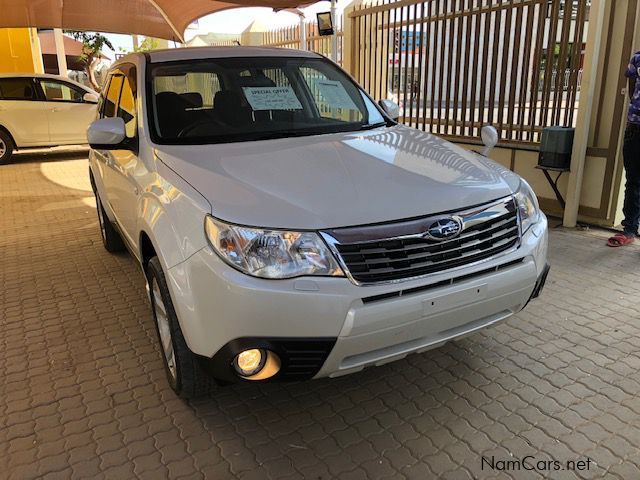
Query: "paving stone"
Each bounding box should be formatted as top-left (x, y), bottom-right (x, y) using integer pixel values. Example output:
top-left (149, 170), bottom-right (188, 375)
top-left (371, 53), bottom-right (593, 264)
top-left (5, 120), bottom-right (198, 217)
top-left (1, 153), bottom-right (639, 479)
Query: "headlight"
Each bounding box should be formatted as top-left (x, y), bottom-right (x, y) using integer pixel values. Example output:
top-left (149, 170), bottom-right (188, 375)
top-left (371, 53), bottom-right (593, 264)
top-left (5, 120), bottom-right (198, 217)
top-left (204, 216), bottom-right (344, 279)
top-left (514, 180), bottom-right (540, 234)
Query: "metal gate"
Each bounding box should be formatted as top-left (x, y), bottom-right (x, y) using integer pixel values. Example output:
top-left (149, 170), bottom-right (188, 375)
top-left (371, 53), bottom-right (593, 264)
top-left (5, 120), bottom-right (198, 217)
top-left (348, 0), bottom-right (590, 145)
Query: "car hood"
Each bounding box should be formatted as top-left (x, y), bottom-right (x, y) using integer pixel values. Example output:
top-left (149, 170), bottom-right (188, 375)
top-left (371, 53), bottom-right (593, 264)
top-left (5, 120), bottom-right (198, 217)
top-left (155, 125), bottom-right (521, 230)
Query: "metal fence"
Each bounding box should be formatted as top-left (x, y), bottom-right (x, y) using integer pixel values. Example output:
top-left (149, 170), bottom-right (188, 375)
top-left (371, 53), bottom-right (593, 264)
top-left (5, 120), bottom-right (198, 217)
top-left (348, 0), bottom-right (590, 145)
top-left (262, 18), bottom-right (344, 65)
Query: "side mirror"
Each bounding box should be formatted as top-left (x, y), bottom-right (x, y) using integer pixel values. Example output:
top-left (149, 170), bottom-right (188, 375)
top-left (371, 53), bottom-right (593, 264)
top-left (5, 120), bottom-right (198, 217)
top-left (83, 92), bottom-right (99, 104)
top-left (480, 125), bottom-right (499, 156)
top-left (88, 117), bottom-right (126, 149)
top-left (378, 99), bottom-right (400, 122)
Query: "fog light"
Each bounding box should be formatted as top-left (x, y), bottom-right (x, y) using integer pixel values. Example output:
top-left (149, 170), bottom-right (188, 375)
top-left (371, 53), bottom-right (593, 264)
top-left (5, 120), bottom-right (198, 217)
top-left (234, 349), bottom-right (266, 377)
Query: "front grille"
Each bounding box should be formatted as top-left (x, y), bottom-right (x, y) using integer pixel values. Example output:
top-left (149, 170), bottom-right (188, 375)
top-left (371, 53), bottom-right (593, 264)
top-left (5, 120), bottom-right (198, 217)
top-left (323, 197), bottom-right (520, 284)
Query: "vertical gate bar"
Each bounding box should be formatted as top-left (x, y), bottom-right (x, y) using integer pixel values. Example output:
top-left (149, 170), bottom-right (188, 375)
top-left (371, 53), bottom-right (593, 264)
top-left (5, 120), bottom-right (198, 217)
top-left (415, 1), bottom-right (427, 131)
top-left (477, 0), bottom-right (490, 137)
top-left (402, 4), bottom-right (411, 122)
top-left (552, 2), bottom-right (575, 124)
top-left (421, 0), bottom-right (433, 131)
top-left (496, 0), bottom-right (513, 139)
top-left (366, 7), bottom-right (371, 91)
top-left (487, 0), bottom-right (502, 126)
top-left (361, 9), bottom-right (366, 83)
top-left (459, 0), bottom-right (471, 138)
top-left (408, 1), bottom-right (419, 127)
top-left (540, 0), bottom-right (561, 131)
top-left (390, 4), bottom-right (398, 103)
top-left (517, 1), bottom-right (536, 141)
top-left (443, 0), bottom-right (454, 135)
top-left (528, 0), bottom-right (547, 142)
top-left (436, 0), bottom-right (447, 134)
top-left (451, 0), bottom-right (468, 136)
top-left (506, 1), bottom-right (523, 141)
top-left (430, 0), bottom-right (440, 133)
top-left (552, 0), bottom-right (573, 125)
top-left (468, 0), bottom-right (482, 137)
top-left (373, 0), bottom-right (380, 101)
top-left (565, 0), bottom-right (587, 126)
top-left (380, 0), bottom-right (392, 105)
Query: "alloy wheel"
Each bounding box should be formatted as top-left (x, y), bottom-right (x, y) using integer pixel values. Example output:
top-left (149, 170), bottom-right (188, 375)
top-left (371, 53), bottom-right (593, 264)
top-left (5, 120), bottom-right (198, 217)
top-left (152, 278), bottom-right (177, 380)
top-left (0, 138), bottom-right (6, 158)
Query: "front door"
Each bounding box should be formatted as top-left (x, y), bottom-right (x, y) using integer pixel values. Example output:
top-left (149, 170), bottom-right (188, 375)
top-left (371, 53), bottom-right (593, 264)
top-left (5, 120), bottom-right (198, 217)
top-left (37, 79), bottom-right (97, 145)
top-left (0, 77), bottom-right (50, 147)
top-left (95, 65), bottom-right (142, 250)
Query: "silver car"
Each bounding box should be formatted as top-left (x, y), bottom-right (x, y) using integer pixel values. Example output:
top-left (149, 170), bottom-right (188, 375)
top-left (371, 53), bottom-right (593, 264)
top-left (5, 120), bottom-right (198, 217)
top-left (88, 47), bottom-right (549, 398)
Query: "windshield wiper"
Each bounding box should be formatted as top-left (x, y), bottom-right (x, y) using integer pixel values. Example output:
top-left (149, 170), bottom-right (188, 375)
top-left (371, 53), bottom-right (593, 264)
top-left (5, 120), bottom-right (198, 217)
top-left (358, 122), bottom-right (388, 131)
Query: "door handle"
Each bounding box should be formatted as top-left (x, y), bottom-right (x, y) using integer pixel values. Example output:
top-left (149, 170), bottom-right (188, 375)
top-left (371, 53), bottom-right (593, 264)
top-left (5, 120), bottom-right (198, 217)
top-left (51, 107), bottom-right (59, 112)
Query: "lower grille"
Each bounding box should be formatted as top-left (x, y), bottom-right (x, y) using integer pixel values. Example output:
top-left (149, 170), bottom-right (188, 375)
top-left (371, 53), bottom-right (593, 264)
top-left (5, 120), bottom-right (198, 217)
top-left (278, 340), bottom-right (336, 380)
top-left (322, 197), bottom-right (520, 284)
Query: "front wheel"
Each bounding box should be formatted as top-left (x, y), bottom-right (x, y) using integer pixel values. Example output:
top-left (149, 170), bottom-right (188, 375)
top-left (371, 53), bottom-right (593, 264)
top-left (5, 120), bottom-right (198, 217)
top-left (0, 130), bottom-right (15, 165)
top-left (147, 257), bottom-right (215, 399)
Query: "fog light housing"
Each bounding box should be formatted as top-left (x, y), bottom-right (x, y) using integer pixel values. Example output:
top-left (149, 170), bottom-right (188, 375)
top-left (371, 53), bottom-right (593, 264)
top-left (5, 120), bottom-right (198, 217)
top-left (234, 349), bottom-right (266, 377)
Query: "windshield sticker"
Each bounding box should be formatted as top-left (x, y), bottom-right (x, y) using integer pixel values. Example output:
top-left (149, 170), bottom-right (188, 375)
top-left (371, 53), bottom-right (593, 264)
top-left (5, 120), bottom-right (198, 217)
top-left (242, 86), bottom-right (303, 111)
top-left (313, 79), bottom-right (358, 110)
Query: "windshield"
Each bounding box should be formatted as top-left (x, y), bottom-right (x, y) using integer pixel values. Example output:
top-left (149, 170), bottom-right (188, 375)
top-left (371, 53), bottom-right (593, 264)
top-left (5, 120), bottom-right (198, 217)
top-left (148, 56), bottom-right (387, 144)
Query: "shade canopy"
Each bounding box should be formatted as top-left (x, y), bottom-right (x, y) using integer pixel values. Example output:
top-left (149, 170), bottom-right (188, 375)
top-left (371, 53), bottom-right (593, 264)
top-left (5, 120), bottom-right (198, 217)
top-left (0, 0), bottom-right (314, 42)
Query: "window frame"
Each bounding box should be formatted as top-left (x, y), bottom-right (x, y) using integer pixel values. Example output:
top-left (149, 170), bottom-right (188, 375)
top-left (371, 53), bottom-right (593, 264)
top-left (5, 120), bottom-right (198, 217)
top-left (98, 63), bottom-right (139, 151)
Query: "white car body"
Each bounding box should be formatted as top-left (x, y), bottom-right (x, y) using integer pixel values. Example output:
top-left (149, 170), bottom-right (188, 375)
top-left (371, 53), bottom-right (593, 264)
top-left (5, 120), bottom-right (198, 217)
top-left (88, 47), bottom-right (549, 395)
top-left (0, 73), bottom-right (98, 162)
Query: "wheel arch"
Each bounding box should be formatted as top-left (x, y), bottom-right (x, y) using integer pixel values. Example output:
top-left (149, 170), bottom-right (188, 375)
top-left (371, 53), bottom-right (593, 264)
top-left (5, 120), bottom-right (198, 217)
top-left (0, 124), bottom-right (16, 147)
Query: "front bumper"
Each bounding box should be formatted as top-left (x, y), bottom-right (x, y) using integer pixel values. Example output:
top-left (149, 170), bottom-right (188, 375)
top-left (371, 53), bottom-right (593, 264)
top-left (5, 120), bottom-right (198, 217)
top-left (165, 215), bottom-right (548, 382)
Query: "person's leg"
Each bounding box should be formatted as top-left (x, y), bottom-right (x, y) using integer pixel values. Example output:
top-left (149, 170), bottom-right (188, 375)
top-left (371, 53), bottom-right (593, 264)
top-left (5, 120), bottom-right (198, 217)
top-left (609, 126), bottom-right (640, 246)
top-left (622, 127), bottom-right (640, 236)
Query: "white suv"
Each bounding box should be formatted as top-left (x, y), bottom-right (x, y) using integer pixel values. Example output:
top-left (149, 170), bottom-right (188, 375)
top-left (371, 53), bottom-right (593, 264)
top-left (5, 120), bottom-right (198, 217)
top-left (0, 73), bottom-right (99, 164)
top-left (88, 47), bottom-right (549, 398)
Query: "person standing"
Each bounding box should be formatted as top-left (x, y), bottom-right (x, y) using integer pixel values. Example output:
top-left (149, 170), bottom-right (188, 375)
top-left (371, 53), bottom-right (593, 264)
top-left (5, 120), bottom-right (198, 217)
top-left (608, 51), bottom-right (640, 246)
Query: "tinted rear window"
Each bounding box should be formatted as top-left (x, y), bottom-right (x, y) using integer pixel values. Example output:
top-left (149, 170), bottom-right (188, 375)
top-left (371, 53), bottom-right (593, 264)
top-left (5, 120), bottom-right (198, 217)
top-left (0, 78), bottom-right (36, 100)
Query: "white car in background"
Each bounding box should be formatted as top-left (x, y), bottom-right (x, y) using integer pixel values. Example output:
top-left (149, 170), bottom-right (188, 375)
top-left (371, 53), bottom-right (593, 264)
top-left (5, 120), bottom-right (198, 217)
top-left (88, 47), bottom-right (549, 399)
top-left (0, 73), bottom-right (99, 164)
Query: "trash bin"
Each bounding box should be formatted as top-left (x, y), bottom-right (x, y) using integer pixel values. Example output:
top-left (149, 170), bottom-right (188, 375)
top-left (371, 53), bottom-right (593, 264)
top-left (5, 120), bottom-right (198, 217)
top-left (538, 126), bottom-right (574, 170)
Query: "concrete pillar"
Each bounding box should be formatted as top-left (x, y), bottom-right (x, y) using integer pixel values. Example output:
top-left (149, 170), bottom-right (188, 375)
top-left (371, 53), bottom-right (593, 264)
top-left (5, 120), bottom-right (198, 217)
top-left (29, 28), bottom-right (44, 74)
top-left (299, 15), bottom-right (307, 50)
top-left (330, 0), bottom-right (338, 62)
top-left (53, 28), bottom-right (68, 77)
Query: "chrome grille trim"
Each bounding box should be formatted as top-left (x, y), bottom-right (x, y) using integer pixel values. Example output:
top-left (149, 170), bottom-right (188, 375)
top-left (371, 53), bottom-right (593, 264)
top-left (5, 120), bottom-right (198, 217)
top-left (321, 196), bottom-right (521, 285)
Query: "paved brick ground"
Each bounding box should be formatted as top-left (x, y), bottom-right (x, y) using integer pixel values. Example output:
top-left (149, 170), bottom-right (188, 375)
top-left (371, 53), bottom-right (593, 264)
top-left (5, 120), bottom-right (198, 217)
top-left (2, 151), bottom-right (640, 479)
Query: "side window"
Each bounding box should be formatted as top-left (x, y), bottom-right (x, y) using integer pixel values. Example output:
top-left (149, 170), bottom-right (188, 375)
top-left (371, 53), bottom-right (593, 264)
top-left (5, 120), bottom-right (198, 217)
top-left (0, 78), bottom-right (36, 100)
top-left (117, 66), bottom-right (137, 138)
top-left (39, 80), bottom-right (85, 102)
top-left (102, 75), bottom-right (123, 118)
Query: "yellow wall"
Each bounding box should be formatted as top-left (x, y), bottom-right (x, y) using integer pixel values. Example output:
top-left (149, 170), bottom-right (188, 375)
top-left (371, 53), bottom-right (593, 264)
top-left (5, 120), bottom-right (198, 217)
top-left (0, 28), bottom-right (43, 74)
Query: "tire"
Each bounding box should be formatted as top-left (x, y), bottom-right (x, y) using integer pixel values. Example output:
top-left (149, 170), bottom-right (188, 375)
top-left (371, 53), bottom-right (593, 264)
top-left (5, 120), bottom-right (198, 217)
top-left (147, 257), bottom-right (215, 399)
top-left (95, 192), bottom-right (125, 253)
top-left (0, 130), bottom-right (15, 165)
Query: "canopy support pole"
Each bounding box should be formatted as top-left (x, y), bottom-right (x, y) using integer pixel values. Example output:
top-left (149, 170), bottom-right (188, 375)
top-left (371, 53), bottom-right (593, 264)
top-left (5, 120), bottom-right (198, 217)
top-left (563, 0), bottom-right (606, 227)
top-left (53, 29), bottom-right (68, 77)
top-left (331, 0), bottom-right (337, 62)
top-left (299, 13), bottom-right (306, 50)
